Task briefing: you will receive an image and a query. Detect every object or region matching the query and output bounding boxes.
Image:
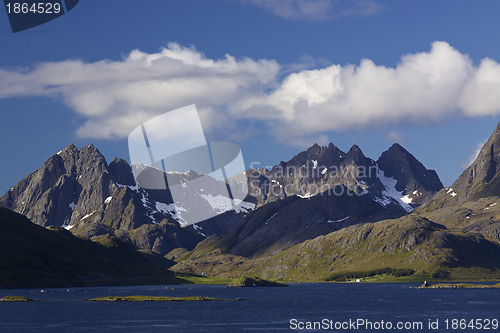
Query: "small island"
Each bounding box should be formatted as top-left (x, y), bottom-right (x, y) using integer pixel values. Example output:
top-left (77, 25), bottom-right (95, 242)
top-left (0, 296), bottom-right (38, 302)
top-left (85, 295), bottom-right (245, 302)
top-left (411, 282), bottom-right (500, 289)
top-left (225, 277), bottom-right (288, 288)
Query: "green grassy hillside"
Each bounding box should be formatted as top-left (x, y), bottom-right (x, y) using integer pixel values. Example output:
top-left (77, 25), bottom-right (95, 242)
top-left (171, 212), bottom-right (500, 282)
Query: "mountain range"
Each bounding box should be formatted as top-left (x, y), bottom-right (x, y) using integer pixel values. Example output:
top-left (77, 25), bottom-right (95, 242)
top-left (0, 140), bottom-right (442, 257)
top-left (0, 144), bottom-right (251, 255)
top-left (2, 121), bottom-right (500, 285)
top-left (171, 124), bottom-right (500, 281)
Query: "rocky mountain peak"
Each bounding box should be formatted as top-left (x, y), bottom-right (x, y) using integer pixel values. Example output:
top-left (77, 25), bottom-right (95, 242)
top-left (109, 158), bottom-right (136, 186)
top-left (419, 120), bottom-right (500, 212)
top-left (446, 121), bottom-right (500, 204)
top-left (0, 144), bottom-right (250, 256)
top-left (282, 143), bottom-right (345, 170)
top-left (376, 143), bottom-right (443, 206)
top-left (58, 143), bottom-right (78, 156)
top-left (342, 144), bottom-right (370, 167)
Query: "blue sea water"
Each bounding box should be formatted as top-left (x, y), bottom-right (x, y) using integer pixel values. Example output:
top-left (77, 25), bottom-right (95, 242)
top-left (0, 283), bottom-right (499, 332)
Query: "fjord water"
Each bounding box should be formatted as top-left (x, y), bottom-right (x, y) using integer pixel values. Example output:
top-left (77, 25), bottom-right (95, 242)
top-left (0, 283), bottom-right (499, 332)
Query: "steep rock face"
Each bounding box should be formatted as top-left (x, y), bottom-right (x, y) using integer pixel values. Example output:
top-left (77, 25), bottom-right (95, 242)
top-left (247, 142), bottom-right (442, 213)
top-left (212, 142), bottom-right (444, 258)
top-left (109, 158), bottom-right (136, 186)
top-left (421, 121), bottom-right (500, 211)
top-left (452, 122), bottom-right (500, 202)
top-left (0, 144), bottom-right (246, 255)
top-left (377, 143), bottom-right (443, 206)
top-left (247, 143), bottom-right (380, 207)
top-left (0, 144), bottom-right (113, 228)
top-left (0, 141), bottom-right (443, 258)
top-left (215, 187), bottom-right (405, 258)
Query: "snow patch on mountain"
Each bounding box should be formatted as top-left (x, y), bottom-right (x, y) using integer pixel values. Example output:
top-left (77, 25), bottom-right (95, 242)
top-left (155, 201), bottom-right (188, 225)
top-left (193, 223), bottom-right (206, 236)
top-left (298, 192), bottom-right (315, 199)
top-left (117, 183), bottom-right (140, 192)
top-left (377, 170), bottom-right (413, 212)
top-left (232, 200), bottom-right (256, 213)
top-left (265, 212), bottom-right (278, 224)
top-left (201, 194), bottom-right (233, 213)
top-left (401, 195), bottom-right (412, 204)
top-left (328, 216), bottom-right (349, 223)
top-left (446, 188), bottom-right (457, 197)
top-left (81, 210), bottom-right (96, 221)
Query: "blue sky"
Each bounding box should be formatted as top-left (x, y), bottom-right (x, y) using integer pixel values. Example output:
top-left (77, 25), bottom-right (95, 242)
top-left (1, 0), bottom-right (500, 193)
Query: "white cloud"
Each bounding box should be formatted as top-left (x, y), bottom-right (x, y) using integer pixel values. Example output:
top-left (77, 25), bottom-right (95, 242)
top-left (245, 41), bottom-right (476, 140)
top-left (2, 41), bottom-right (500, 145)
top-left (0, 43), bottom-right (280, 139)
top-left (458, 58), bottom-right (500, 116)
top-left (242, 0), bottom-right (384, 21)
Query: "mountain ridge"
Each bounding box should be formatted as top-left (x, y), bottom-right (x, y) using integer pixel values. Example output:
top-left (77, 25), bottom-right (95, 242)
top-left (0, 144), bottom-right (248, 255)
top-left (0, 140), bottom-right (444, 260)
top-left (171, 120), bottom-right (500, 282)
top-left (420, 121), bottom-right (500, 212)
top-left (174, 142), bottom-right (444, 259)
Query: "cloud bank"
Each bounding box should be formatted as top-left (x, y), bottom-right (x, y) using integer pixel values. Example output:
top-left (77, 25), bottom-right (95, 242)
top-left (0, 44), bottom-right (280, 139)
top-left (1, 41), bottom-right (500, 145)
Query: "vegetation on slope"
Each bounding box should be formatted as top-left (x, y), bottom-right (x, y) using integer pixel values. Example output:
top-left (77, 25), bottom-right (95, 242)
top-left (225, 277), bottom-right (287, 287)
top-left (0, 207), bottom-right (202, 288)
top-left (171, 212), bottom-right (500, 282)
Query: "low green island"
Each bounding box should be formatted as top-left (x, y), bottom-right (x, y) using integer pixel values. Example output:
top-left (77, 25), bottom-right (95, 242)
top-left (85, 295), bottom-right (245, 302)
top-left (0, 296), bottom-right (38, 302)
top-left (411, 282), bottom-right (500, 289)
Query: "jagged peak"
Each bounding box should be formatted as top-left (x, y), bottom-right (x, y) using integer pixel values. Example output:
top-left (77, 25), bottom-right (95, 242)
top-left (283, 142), bottom-right (345, 167)
top-left (348, 144), bottom-right (361, 151)
top-left (80, 144), bottom-right (99, 153)
top-left (56, 143), bottom-right (78, 156)
top-left (304, 143), bottom-right (323, 156)
top-left (109, 157), bottom-right (130, 167)
top-left (344, 144), bottom-right (365, 158)
top-left (78, 144), bottom-right (107, 161)
top-left (388, 142), bottom-right (405, 152)
top-left (341, 145), bottom-right (372, 168)
top-left (378, 143), bottom-right (414, 161)
top-left (377, 142), bottom-right (444, 194)
top-left (303, 142), bottom-right (343, 157)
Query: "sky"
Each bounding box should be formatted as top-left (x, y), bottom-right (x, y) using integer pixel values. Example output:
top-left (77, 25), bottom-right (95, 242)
top-left (1, 0), bottom-right (500, 194)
